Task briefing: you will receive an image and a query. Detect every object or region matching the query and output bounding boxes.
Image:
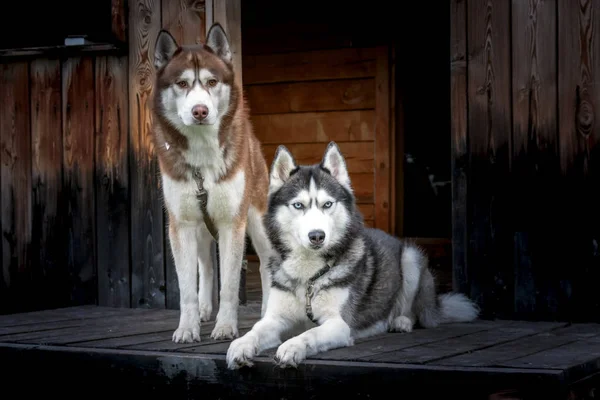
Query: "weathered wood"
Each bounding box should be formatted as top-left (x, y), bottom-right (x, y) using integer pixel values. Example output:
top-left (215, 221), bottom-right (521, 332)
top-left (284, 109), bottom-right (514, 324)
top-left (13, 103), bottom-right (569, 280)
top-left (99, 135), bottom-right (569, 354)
top-left (0, 62), bottom-right (31, 314)
top-left (129, 0), bottom-right (166, 309)
top-left (245, 78), bottom-right (376, 115)
top-left (557, 0), bottom-right (600, 322)
top-left (465, 0), bottom-right (512, 319)
top-left (511, 0), bottom-right (560, 320)
top-left (374, 46), bottom-right (391, 233)
top-left (62, 57), bottom-right (97, 306)
top-left (95, 56), bottom-right (130, 308)
top-left (370, 321), bottom-right (568, 364)
top-left (434, 323), bottom-right (600, 368)
top-left (212, 0), bottom-right (242, 87)
top-left (450, 0), bottom-right (468, 295)
top-left (111, 0), bottom-right (127, 43)
top-left (30, 59), bottom-right (67, 311)
top-left (243, 47), bottom-right (376, 84)
top-left (251, 110), bottom-right (375, 145)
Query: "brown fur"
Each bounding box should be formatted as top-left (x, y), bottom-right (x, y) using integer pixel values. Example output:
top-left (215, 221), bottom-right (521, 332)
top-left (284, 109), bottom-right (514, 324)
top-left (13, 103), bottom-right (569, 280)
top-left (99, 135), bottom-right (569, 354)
top-left (151, 43), bottom-right (269, 221)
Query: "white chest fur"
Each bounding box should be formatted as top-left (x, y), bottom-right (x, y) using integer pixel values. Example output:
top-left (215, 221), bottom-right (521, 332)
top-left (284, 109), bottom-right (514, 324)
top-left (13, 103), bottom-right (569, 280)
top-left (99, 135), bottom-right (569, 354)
top-left (160, 132), bottom-right (246, 226)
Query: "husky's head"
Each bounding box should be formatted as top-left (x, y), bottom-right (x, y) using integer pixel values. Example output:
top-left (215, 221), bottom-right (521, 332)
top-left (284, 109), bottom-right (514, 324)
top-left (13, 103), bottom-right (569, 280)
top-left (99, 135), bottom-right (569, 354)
top-left (153, 23), bottom-right (234, 129)
top-left (265, 142), bottom-right (362, 255)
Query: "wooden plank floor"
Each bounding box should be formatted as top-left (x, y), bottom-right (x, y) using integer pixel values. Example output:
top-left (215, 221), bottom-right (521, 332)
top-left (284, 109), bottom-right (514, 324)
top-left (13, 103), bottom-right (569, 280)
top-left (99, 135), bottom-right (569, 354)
top-left (1, 304), bottom-right (599, 399)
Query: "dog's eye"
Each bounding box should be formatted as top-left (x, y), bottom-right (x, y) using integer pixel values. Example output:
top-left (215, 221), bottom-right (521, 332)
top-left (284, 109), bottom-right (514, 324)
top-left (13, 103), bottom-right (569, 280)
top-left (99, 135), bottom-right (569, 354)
top-left (323, 201), bottom-right (333, 209)
top-left (292, 202), bottom-right (304, 210)
top-left (207, 79), bottom-right (218, 87)
top-left (176, 80), bottom-right (188, 88)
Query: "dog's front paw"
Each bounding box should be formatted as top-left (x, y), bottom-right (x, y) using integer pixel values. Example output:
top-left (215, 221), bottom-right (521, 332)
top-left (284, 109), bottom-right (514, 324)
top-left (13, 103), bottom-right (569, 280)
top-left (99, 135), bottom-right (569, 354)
top-left (211, 322), bottom-right (238, 340)
top-left (172, 324), bottom-right (201, 343)
top-left (226, 337), bottom-right (257, 370)
top-left (274, 338), bottom-right (306, 368)
top-left (391, 316), bottom-right (414, 333)
top-left (199, 302), bottom-right (213, 322)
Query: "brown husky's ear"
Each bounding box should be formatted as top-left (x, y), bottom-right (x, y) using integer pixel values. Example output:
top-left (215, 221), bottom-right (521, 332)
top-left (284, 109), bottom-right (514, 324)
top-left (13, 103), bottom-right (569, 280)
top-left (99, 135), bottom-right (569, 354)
top-left (206, 22), bottom-right (232, 64)
top-left (269, 145), bottom-right (297, 194)
top-left (321, 141), bottom-right (352, 191)
top-left (154, 30), bottom-right (179, 70)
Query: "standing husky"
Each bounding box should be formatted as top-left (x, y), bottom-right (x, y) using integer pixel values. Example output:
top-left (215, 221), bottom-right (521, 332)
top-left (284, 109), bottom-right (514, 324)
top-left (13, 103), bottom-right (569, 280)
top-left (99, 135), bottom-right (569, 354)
top-left (226, 142), bottom-right (479, 369)
top-left (152, 23), bottom-right (273, 343)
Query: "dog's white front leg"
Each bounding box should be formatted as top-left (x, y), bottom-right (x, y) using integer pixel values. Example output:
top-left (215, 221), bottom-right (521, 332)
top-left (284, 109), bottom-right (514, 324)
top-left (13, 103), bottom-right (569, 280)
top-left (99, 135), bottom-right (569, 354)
top-left (196, 223), bottom-right (215, 322)
top-left (226, 288), bottom-right (301, 369)
top-left (274, 317), bottom-right (352, 368)
top-left (211, 223), bottom-right (246, 340)
top-left (169, 222), bottom-right (201, 343)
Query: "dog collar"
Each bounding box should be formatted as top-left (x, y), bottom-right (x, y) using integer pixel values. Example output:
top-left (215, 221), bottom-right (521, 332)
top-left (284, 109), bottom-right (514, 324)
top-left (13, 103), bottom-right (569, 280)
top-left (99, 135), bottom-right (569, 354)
top-left (305, 260), bottom-right (335, 324)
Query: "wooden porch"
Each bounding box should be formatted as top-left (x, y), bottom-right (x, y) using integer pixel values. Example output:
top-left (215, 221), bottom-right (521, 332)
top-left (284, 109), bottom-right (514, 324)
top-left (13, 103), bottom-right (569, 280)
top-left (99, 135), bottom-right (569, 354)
top-left (2, 302), bottom-right (600, 400)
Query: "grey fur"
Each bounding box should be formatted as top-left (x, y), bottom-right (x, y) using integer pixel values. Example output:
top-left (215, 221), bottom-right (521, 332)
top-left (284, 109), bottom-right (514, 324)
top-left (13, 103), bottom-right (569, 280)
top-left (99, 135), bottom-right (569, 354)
top-left (264, 142), bottom-right (480, 333)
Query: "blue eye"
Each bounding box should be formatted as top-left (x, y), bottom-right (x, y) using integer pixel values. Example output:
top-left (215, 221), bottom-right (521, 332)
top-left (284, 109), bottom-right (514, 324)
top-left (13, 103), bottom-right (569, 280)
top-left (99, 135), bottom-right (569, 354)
top-left (292, 202), bottom-right (304, 209)
top-left (323, 201), bottom-right (333, 209)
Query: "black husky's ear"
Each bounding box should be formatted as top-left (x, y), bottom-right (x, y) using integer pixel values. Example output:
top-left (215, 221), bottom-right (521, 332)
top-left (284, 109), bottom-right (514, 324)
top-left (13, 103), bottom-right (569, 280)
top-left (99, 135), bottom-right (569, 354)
top-left (206, 22), bottom-right (232, 63)
top-left (321, 141), bottom-right (352, 191)
top-left (269, 145), bottom-right (297, 194)
top-left (154, 30), bottom-right (179, 70)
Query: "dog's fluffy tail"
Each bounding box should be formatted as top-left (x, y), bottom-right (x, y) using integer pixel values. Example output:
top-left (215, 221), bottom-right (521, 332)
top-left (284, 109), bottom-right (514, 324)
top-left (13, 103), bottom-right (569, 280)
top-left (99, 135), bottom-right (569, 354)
top-left (437, 292), bottom-right (479, 323)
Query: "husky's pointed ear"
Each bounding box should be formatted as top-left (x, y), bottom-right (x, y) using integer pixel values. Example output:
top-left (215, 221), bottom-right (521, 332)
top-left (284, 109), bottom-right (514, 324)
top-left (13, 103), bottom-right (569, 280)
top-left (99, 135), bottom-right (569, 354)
top-left (321, 141), bottom-right (351, 190)
top-left (155, 30), bottom-right (179, 70)
top-left (269, 145), bottom-right (297, 194)
top-left (206, 23), bottom-right (232, 64)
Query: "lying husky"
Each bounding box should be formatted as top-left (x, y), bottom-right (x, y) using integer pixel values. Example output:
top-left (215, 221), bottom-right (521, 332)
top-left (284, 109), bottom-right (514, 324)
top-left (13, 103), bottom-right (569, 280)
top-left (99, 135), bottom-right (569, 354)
top-left (152, 23), bottom-right (273, 343)
top-left (226, 142), bottom-right (479, 368)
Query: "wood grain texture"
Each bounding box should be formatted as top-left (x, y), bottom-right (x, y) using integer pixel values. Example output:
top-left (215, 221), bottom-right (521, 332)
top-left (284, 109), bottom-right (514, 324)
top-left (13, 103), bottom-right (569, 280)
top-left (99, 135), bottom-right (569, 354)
top-left (212, 0), bottom-right (242, 87)
top-left (161, 0), bottom-right (208, 310)
top-left (129, 0), bottom-right (166, 309)
top-left (557, 0), bottom-right (600, 321)
top-left (243, 47), bottom-right (376, 84)
top-left (466, 0), bottom-right (513, 319)
top-left (374, 46), bottom-right (391, 233)
top-left (62, 57), bottom-right (96, 306)
top-left (245, 78), bottom-right (376, 114)
top-left (95, 56), bottom-right (131, 308)
top-left (0, 62), bottom-right (31, 314)
top-left (251, 110), bottom-right (375, 145)
top-left (162, 0), bottom-right (206, 46)
top-left (450, 0), bottom-right (469, 295)
top-left (511, 0), bottom-right (560, 320)
top-left (111, 0), bottom-right (127, 43)
top-left (30, 59), bottom-right (68, 311)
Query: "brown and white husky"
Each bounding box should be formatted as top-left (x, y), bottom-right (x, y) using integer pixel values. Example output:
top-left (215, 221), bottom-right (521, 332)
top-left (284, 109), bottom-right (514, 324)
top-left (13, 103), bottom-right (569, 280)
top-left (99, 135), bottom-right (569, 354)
top-left (152, 23), bottom-right (272, 343)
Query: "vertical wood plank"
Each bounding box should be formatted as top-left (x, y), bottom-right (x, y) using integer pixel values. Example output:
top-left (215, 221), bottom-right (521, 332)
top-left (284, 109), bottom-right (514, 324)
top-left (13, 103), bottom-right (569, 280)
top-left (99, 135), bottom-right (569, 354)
top-left (466, 0), bottom-right (513, 319)
top-left (111, 0), bottom-right (127, 43)
top-left (374, 46), bottom-right (391, 233)
top-left (557, 0), bottom-right (600, 321)
top-left (450, 0), bottom-right (469, 295)
top-left (0, 62), bottom-right (31, 314)
top-left (511, 0), bottom-right (559, 319)
top-left (212, 0), bottom-right (242, 87)
top-left (129, 0), bottom-right (166, 309)
top-left (95, 55), bottom-right (131, 308)
top-left (62, 57), bottom-right (96, 306)
top-left (31, 59), bottom-right (68, 310)
top-left (161, 0), bottom-right (208, 310)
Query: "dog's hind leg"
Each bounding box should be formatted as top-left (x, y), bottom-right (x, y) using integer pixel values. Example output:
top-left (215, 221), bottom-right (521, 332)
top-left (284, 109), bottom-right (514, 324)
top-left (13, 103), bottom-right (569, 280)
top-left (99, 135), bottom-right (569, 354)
top-left (391, 246), bottom-right (424, 333)
top-left (211, 220), bottom-right (248, 340)
top-left (169, 216), bottom-right (201, 343)
top-left (196, 223), bottom-right (215, 322)
top-left (247, 206), bottom-right (273, 317)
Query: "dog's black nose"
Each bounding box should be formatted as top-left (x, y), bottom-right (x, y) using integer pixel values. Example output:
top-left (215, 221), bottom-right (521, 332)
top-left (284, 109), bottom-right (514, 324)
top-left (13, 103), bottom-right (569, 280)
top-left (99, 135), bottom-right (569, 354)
top-left (192, 104), bottom-right (209, 120)
top-left (308, 230), bottom-right (325, 245)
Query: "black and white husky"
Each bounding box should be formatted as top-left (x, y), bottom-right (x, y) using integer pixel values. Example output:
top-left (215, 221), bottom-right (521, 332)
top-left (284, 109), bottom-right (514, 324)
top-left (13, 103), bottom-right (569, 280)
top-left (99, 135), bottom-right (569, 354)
top-left (226, 142), bottom-right (479, 369)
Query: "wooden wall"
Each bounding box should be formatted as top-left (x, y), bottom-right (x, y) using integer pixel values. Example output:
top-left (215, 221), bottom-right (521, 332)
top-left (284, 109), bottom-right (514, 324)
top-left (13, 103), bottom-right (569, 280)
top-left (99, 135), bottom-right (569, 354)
top-left (0, 0), bottom-right (397, 315)
top-left (451, 0), bottom-right (600, 322)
